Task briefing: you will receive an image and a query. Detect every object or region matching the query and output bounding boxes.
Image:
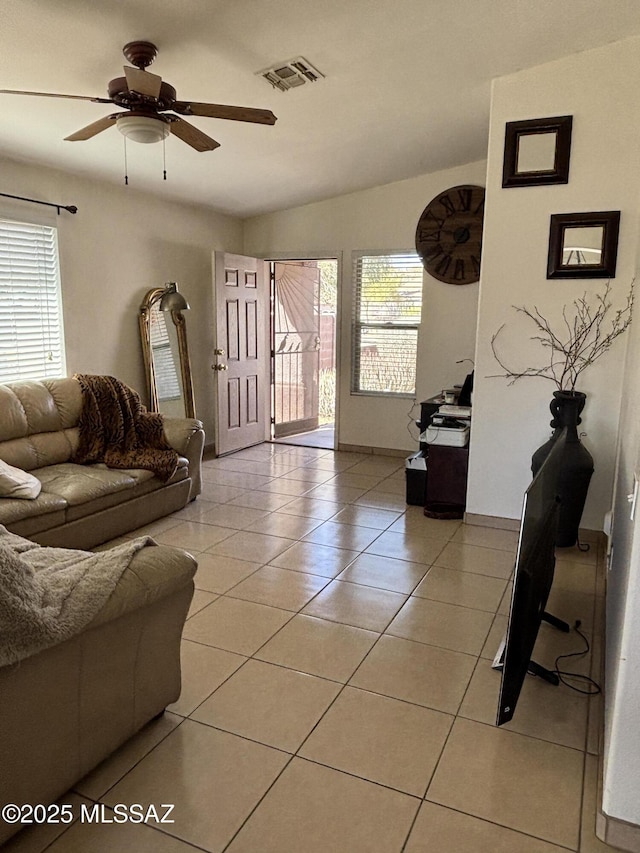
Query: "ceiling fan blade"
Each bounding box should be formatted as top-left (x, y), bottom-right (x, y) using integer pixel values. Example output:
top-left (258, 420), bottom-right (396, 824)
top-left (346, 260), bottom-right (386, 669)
top-left (0, 88), bottom-right (111, 103)
top-left (173, 101), bottom-right (277, 125)
top-left (168, 116), bottom-right (220, 151)
top-left (65, 114), bottom-right (118, 141)
top-left (124, 67), bottom-right (162, 99)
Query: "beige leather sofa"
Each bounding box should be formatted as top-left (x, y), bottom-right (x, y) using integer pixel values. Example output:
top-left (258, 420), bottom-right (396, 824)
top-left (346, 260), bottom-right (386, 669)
top-left (0, 541), bottom-right (197, 846)
top-left (0, 377), bottom-right (204, 549)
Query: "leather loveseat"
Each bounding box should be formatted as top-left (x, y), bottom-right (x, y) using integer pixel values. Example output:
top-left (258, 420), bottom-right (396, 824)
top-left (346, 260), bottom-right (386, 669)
top-left (0, 377), bottom-right (204, 549)
top-left (0, 537), bottom-right (197, 846)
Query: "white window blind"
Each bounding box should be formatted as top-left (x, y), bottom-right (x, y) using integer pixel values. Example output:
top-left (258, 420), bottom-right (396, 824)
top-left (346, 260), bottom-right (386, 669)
top-left (0, 218), bottom-right (65, 383)
top-left (352, 251), bottom-right (423, 396)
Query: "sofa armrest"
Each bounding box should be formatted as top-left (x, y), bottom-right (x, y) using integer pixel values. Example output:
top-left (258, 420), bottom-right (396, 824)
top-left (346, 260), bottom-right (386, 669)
top-left (87, 543), bottom-right (197, 629)
top-left (163, 417), bottom-right (204, 500)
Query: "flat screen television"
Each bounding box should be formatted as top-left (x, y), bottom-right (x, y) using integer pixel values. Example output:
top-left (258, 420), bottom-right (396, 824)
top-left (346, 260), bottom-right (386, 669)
top-left (496, 427), bottom-right (570, 726)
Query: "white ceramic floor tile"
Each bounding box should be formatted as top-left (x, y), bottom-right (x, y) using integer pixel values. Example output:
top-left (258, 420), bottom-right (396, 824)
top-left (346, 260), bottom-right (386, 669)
top-left (412, 566), bottom-right (507, 612)
top-left (302, 579), bottom-right (407, 631)
top-left (427, 718), bottom-right (584, 849)
top-left (204, 531), bottom-right (296, 563)
top-left (387, 596), bottom-right (493, 656)
top-left (459, 657), bottom-right (589, 750)
top-left (182, 596), bottom-right (293, 655)
top-left (167, 641), bottom-right (246, 717)
top-left (364, 530), bottom-right (446, 565)
top-left (75, 712), bottom-right (182, 799)
top-left (337, 552), bottom-right (429, 594)
top-left (103, 720), bottom-right (289, 853)
top-left (225, 757), bottom-right (419, 853)
top-left (255, 613), bottom-right (379, 682)
top-left (269, 540), bottom-right (359, 577)
top-left (350, 634), bottom-right (476, 715)
top-left (299, 686), bottom-right (453, 795)
top-left (435, 542), bottom-right (515, 579)
top-left (193, 552), bottom-right (261, 594)
top-left (43, 815), bottom-right (199, 853)
top-left (227, 564), bottom-right (330, 611)
top-left (405, 801), bottom-right (570, 853)
top-left (191, 659), bottom-right (341, 752)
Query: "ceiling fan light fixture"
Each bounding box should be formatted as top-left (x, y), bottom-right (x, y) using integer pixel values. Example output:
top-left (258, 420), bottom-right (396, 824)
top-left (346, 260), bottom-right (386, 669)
top-left (117, 114), bottom-right (169, 144)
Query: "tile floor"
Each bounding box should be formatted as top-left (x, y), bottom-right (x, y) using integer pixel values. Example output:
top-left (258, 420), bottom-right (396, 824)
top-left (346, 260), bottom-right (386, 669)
top-left (5, 443), bottom-right (620, 853)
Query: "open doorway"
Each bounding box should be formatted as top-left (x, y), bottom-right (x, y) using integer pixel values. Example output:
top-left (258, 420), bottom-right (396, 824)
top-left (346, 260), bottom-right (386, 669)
top-left (270, 258), bottom-right (338, 449)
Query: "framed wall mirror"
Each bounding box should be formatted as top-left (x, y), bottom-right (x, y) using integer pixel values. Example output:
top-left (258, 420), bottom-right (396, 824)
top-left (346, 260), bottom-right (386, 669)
top-left (139, 283), bottom-right (196, 418)
top-left (502, 115), bottom-right (572, 188)
top-left (547, 211), bottom-right (620, 279)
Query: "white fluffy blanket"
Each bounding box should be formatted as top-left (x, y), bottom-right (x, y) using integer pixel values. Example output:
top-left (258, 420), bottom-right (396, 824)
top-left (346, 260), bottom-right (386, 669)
top-left (0, 526), bottom-right (153, 667)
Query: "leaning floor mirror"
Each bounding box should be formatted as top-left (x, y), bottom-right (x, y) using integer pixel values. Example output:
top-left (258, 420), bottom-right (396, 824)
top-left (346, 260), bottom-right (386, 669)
top-left (139, 282), bottom-right (196, 419)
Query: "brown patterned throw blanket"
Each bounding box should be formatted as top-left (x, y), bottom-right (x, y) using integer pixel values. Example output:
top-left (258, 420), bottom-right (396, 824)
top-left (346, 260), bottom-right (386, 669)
top-left (72, 374), bottom-right (179, 482)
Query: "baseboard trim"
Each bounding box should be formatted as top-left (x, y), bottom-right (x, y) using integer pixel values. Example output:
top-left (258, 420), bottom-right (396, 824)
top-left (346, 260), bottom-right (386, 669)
top-left (463, 512), bottom-right (604, 545)
top-left (463, 512), bottom-right (520, 531)
top-left (338, 443), bottom-right (410, 458)
top-left (597, 800), bottom-right (640, 851)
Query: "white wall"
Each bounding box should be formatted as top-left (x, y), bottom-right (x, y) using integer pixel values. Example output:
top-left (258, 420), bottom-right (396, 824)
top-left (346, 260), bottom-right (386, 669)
top-left (468, 38), bottom-right (640, 530)
top-left (0, 156), bottom-right (243, 440)
top-left (244, 162), bottom-right (486, 451)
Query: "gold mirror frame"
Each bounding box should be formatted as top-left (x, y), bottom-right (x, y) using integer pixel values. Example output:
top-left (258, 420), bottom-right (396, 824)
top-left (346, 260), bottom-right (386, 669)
top-left (139, 285), bottom-right (196, 419)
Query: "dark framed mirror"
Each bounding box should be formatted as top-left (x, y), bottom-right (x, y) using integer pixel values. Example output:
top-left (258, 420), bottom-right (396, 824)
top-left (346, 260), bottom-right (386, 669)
top-left (502, 115), bottom-right (572, 188)
top-left (547, 211), bottom-right (620, 279)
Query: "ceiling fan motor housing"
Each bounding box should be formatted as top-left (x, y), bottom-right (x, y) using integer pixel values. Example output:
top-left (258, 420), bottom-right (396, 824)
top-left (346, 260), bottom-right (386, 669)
top-left (108, 77), bottom-right (176, 110)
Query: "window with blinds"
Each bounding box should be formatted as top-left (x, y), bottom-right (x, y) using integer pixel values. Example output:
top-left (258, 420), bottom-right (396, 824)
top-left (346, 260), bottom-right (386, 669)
top-left (352, 251), bottom-right (423, 396)
top-left (0, 219), bottom-right (66, 383)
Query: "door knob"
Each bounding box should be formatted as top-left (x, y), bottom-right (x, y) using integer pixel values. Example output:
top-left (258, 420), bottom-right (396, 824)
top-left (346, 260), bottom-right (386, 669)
top-left (212, 363), bottom-right (228, 371)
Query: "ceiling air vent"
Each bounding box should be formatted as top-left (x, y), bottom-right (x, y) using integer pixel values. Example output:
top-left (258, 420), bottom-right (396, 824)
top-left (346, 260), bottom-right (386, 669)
top-left (257, 57), bottom-right (325, 92)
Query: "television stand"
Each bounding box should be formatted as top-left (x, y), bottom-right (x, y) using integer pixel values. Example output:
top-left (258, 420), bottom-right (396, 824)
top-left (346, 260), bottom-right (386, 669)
top-left (542, 610), bottom-right (570, 633)
top-left (493, 608), bottom-right (570, 688)
top-left (527, 659), bottom-right (560, 686)
top-left (524, 609), bottom-right (570, 685)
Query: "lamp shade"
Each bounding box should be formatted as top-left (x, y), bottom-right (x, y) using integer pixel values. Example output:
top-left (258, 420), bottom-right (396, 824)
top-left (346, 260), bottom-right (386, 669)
top-left (159, 282), bottom-right (189, 312)
top-left (117, 114), bottom-right (170, 144)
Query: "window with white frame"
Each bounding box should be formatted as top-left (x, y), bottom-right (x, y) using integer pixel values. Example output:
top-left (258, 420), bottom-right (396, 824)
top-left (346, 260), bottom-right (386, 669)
top-left (0, 218), bottom-right (66, 383)
top-left (352, 251), bottom-right (423, 396)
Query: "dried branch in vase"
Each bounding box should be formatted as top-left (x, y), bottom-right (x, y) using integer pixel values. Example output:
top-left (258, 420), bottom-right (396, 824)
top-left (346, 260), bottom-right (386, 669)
top-left (489, 280), bottom-right (634, 393)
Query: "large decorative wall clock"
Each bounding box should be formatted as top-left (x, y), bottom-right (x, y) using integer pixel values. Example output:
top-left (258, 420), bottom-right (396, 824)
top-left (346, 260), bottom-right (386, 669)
top-left (415, 184), bottom-right (485, 284)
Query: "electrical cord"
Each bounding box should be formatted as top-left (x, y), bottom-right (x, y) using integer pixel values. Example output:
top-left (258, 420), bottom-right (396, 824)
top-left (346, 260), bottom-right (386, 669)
top-left (553, 620), bottom-right (601, 695)
top-left (406, 399), bottom-right (420, 442)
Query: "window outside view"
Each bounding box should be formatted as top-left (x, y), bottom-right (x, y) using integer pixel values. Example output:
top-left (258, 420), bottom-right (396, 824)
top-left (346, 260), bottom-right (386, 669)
top-left (352, 251), bottom-right (423, 396)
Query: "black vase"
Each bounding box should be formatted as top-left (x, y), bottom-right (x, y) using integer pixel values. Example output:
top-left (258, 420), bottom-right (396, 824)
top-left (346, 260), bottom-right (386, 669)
top-left (531, 390), bottom-right (594, 548)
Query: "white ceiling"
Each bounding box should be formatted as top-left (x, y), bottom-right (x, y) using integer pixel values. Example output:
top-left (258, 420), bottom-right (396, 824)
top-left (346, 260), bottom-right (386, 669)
top-left (2, 0), bottom-right (640, 218)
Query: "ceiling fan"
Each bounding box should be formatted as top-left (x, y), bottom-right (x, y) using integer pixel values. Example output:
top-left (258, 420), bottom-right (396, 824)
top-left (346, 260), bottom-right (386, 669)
top-left (0, 41), bottom-right (277, 152)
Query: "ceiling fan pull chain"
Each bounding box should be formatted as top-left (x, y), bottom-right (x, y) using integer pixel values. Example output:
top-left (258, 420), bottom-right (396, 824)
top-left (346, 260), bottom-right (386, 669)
top-left (163, 135), bottom-right (167, 181)
top-left (123, 135), bottom-right (129, 185)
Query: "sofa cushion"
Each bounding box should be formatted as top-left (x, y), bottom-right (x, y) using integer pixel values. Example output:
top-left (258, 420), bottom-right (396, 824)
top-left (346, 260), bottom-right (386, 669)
top-left (0, 380), bottom-right (82, 472)
top-left (31, 460), bottom-right (188, 524)
top-left (0, 460), bottom-right (41, 499)
top-left (0, 491), bottom-right (67, 526)
top-left (62, 461), bottom-right (188, 523)
top-left (33, 463), bottom-right (136, 506)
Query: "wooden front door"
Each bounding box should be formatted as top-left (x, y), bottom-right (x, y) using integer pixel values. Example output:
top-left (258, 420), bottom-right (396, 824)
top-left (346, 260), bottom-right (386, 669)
top-left (213, 252), bottom-right (269, 455)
